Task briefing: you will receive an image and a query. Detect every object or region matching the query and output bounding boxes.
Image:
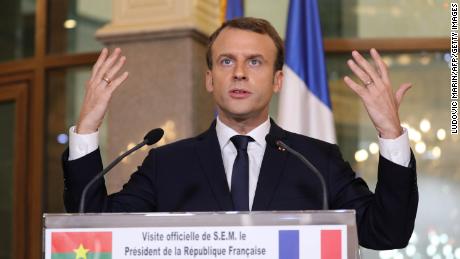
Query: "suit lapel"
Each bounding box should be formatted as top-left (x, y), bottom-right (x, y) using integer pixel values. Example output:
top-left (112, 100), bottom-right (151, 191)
top-left (195, 121), bottom-right (234, 211)
top-left (252, 121), bottom-right (289, 211)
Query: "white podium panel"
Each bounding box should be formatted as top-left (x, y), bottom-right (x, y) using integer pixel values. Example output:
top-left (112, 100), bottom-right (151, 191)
top-left (43, 211), bottom-right (359, 259)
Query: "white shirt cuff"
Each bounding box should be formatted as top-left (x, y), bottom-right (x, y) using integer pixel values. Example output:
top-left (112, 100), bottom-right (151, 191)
top-left (68, 126), bottom-right (99, 161)
top-left (378, 127), bottom-right (411, 167)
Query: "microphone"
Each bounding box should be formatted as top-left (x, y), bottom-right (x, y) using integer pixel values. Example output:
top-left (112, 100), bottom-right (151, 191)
top-left (265, 134), bottom-right (329, 210)
top-left (78, 128), bottom-right (164, 213)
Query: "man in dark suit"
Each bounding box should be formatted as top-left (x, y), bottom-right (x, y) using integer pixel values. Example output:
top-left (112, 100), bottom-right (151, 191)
top-left (63, 18), bottom-right (418, 250)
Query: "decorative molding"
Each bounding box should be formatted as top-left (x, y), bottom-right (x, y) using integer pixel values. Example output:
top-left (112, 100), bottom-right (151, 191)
top-left (96, 0), bottom-right (221, 40)
top-left (324, 38), bottom-right (449, 53)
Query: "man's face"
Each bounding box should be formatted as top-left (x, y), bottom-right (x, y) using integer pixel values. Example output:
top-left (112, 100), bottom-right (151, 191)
top-left (206, 28), bottom-right (283, 125)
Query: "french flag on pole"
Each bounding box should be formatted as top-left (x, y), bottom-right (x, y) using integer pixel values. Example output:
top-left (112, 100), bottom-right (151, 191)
top-left (278, 0), bottom-right (336, 143)
top-left (220, 0), bottom-right (244, 21)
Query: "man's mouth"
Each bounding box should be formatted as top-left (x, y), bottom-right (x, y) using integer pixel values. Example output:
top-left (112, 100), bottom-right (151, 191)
top-left (229, 89), bottom-right (251, 98)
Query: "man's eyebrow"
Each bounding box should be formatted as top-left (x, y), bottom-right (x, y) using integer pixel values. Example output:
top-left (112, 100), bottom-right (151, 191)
top-left (216, 53), bottom-right (236, 59)
top-left (217, 53), bottom-right (267, 61)
top-left (247, 54), bottom-right (266, 60)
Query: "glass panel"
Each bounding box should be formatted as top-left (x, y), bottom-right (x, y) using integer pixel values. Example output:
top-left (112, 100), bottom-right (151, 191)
top-left (245, 0), bottom-right (450, 38)
top-left (47, 0), bottom-right (111, 54)
top-left (327, 51), bottom-right (456, 259)
top-left (0, 0), bottom-right (35, 62)
top-left (327, 51), bottom-right (451, 175)
top-left (0, 101), bottom-right (15, 259)
top-left (245, 0), bottom-right (290, 39)
top-left (45, 66), bottom-right (108, 213)
top-left (271, 51), bottom-right (455, 258)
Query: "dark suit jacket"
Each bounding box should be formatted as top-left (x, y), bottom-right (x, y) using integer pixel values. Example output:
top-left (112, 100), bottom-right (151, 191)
top-left (62, 121), bottom-right (418, 250)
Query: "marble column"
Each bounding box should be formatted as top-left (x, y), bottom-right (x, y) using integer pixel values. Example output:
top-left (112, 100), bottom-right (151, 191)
top-left (96, 0), bottom-right (221, 193)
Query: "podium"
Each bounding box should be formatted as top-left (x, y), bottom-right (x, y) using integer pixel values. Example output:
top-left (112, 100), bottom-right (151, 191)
top-left (43, 210), bottom-right (359, 259)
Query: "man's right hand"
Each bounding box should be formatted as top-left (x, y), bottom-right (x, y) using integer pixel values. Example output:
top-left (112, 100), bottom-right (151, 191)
top-left (76, 48), bottom-right (129, 134)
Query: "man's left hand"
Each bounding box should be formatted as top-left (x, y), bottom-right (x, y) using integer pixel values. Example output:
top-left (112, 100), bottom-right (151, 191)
top-left (343, 48), bottom-right (412, 139)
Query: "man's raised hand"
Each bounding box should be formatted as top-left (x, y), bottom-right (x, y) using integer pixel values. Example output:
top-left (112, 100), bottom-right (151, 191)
top-left (343, 48), bottom-right (412, 139)
top-left (76, 48), bottom-right (129, 134)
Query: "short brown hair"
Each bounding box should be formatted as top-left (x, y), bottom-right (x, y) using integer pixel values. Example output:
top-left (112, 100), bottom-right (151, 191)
top-left (206, 17), bottom-right (284, 72)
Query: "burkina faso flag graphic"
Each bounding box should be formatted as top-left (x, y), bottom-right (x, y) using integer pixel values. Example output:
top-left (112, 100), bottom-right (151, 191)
top-left (51, 232), bottom-right (112, 259)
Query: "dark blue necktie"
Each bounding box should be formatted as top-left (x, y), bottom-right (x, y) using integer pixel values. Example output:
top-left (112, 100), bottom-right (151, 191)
top-left (230, 135), bottom-right (254, 211)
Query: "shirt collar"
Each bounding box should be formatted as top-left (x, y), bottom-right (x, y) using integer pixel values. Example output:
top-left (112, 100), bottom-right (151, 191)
top-left (216, 116), bottom-right (270, 150)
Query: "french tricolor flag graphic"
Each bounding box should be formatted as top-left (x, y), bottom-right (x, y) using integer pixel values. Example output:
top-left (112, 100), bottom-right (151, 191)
top-left (279, 230), bottom-right (342, 259)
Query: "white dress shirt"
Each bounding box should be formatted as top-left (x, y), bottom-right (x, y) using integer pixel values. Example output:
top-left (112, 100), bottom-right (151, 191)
top-left (215, 117), bottom-right (270, 209)
top-left (68, 119), bottom-right (411, 210)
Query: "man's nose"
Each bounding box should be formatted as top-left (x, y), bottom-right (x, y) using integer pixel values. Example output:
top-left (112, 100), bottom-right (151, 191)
top-left (233, 62), bottom-right (247, 80)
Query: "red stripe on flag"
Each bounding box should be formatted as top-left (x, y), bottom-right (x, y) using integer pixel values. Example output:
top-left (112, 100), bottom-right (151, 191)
top-left (52, 232), bottom-right (112, 253)
top-left (321, 230), bottom-right (341, 259)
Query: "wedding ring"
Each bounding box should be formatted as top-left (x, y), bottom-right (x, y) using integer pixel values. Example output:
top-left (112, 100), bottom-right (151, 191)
top-left (364, 80), bottom-right (373, 87)
top-left (102, 77), bottom-right (111, 84)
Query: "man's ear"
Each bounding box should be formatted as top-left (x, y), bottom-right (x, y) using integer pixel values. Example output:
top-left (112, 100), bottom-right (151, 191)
top-left (205, 70), bottom-right (214, 93)
top-left (273, 69), bottom-right (284, 93)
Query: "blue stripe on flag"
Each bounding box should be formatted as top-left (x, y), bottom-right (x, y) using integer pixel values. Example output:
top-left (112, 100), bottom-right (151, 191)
top-left (285, 0), bottom-right (331, 108)
top-left (225, 0), bottom-right (244, 20)
top-left (279, 230), bottom-right (299, 259)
